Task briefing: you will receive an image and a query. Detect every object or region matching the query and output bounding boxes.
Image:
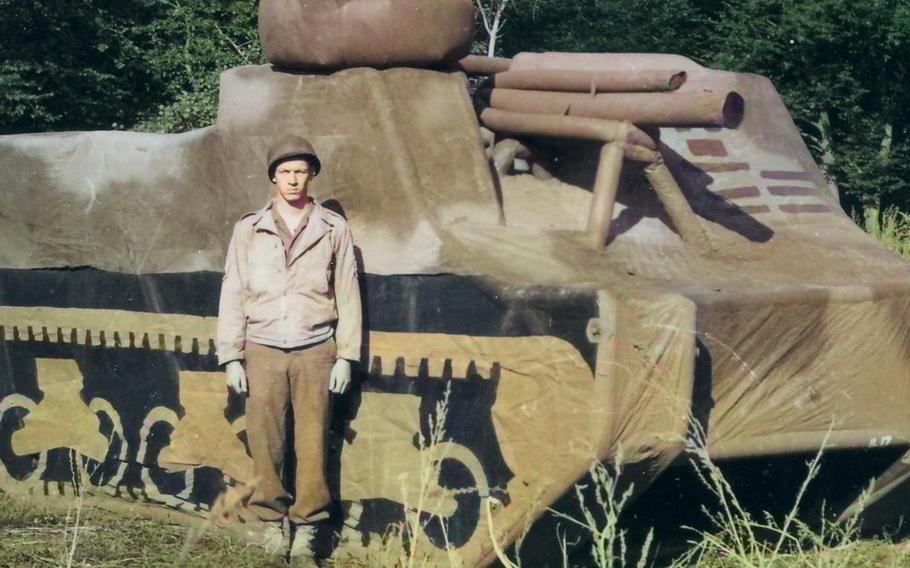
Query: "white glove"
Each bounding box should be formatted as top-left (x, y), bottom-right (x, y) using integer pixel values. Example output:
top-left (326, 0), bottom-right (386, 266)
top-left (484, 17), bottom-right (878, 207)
top-left (329, 359), bottom-right (352, 394)
top-left (226, 360), bottom-right (248, 395)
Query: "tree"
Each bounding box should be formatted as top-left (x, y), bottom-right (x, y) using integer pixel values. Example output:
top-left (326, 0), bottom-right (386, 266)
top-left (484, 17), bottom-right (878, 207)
top-left (0, 0), bottom-right (262, 134)
top-left (132, 0), bottom-right (263, 132)
top-left (710, 0), bottom-right (910, 212)
top-left (0, 0), bottom-right (158, 133)
top-left (474, 0), bottom-right (541, 57)
top-left (497, 0), bottom-right (714, 60)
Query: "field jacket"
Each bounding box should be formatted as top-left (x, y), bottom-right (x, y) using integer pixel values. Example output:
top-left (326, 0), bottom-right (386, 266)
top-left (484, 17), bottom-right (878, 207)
top-left (216, 200), bottom-right (362, 365)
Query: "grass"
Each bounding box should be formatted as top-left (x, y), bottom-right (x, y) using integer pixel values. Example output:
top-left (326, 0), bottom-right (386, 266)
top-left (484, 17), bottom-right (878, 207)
top-left (547, 456), bottom-right (654, 568)
top-left (662, 423), bottom-right (909, 568)
top-left (0, 492), bottom-right (281, 567)
top-left (589, 423), bottom-right (910, 568)
top-left (4, 487), bottom-right (910, 568)
top-left (5, 447), bottom-right (910, 568)
top-left (858, 206), bottom-right (910, 259)
top-left (481, 417), bottom-right (910, 567)
top-left (685, 541), bottom-right (910, 568)
top-left (3, 487), bottom-right (908, 568)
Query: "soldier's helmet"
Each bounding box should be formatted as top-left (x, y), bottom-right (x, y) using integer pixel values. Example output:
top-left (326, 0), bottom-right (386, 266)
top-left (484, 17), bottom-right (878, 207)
top-left (267, 135), bottom-right (322, 179)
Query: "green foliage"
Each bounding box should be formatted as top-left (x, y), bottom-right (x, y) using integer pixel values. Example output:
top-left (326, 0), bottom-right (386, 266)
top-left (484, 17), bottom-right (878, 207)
top-left (858, 207), bottom-right (910, 259)
top-left (0, 492), bottom-right (282, 567)
top-left (132, 0), bottom-right (263, 132)
top-left (0, 0), bottom-right (157, 133)
top-left (501, 0), bottom-right (715, 60)
top-left (708, 0), bottom-right (910, 214)
top-left (0, 0), bottom-right (262, 134)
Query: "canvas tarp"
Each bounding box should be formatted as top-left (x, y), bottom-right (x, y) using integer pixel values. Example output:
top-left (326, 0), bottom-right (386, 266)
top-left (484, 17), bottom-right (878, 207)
top-left (0, 67), bottom-right (499, 275)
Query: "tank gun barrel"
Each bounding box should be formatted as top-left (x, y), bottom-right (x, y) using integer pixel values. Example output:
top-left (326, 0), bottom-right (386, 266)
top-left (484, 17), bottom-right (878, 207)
top-left (486, 88), bottom-right (744, 128)
top-left (490, 68), bottom-right (687, 93)
top-left (479, 107), bottom-right (657, 153)
top-left (456, 55), bottom-right (511, 75)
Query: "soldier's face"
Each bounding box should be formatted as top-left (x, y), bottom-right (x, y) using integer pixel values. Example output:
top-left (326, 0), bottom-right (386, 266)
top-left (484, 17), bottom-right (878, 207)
top-left (273, 159), bottom-right (313, 205)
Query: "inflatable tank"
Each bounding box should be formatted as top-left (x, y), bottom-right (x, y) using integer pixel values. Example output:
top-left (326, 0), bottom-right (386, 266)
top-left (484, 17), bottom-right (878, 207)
top-left (2, 1), bottom-right (910, 565)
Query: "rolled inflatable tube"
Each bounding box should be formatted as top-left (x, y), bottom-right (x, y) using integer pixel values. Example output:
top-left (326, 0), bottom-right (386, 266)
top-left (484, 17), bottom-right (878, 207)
top-left (479, 108), bottom-right (657, 150)
top-left (644, 162), bottom-right (713, 251)
top-left (488, 88), bottom-right (745, 128)
top-left (622, 144), bottom-right (662, 163)
top-left (490, 69), bottom-right (686, 93)
top-left (456, 55), bottom-right (512, 75)
top-left (490, 138), bottom-right (528, 175)
top-left (509, 51), bottom-right (699, 72)
top-left (588, 142), bottom-right (626, 249)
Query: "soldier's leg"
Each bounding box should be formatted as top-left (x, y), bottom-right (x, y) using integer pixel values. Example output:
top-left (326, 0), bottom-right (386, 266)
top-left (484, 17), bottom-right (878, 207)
top-left (245, 341), bottom-right (293, 522)
top-left (287, 337), bottom-right (334, 525)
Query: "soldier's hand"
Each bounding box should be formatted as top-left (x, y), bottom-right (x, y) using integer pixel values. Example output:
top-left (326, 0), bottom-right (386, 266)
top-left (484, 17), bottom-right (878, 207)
top-left (329, 359), bottom-right (352, 394)
top-left (226, 360), bottom-right (248, 395)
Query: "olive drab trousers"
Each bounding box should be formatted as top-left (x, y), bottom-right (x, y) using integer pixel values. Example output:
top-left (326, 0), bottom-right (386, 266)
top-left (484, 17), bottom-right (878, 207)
top-left (244, 338), bottom-right (335, 524)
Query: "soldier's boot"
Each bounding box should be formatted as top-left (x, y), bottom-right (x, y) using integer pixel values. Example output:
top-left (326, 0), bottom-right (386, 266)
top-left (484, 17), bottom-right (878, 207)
top-left (289, 523), bottom-right (319, 567)
top-left (256, 520), bottom-right (287, 559)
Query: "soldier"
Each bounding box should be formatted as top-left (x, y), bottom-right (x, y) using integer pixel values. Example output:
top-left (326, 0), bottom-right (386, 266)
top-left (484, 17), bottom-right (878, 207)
top-left (216, 135), bottom-right (362, 563)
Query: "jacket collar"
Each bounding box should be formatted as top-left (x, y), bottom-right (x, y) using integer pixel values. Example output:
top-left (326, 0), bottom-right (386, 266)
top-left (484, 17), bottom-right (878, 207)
top-left (250, 200), bottom-right (280, 235)
top-left (252, 199), bottom-right (336, 266)
top-left (251, 199), bottom-right (337, 229)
